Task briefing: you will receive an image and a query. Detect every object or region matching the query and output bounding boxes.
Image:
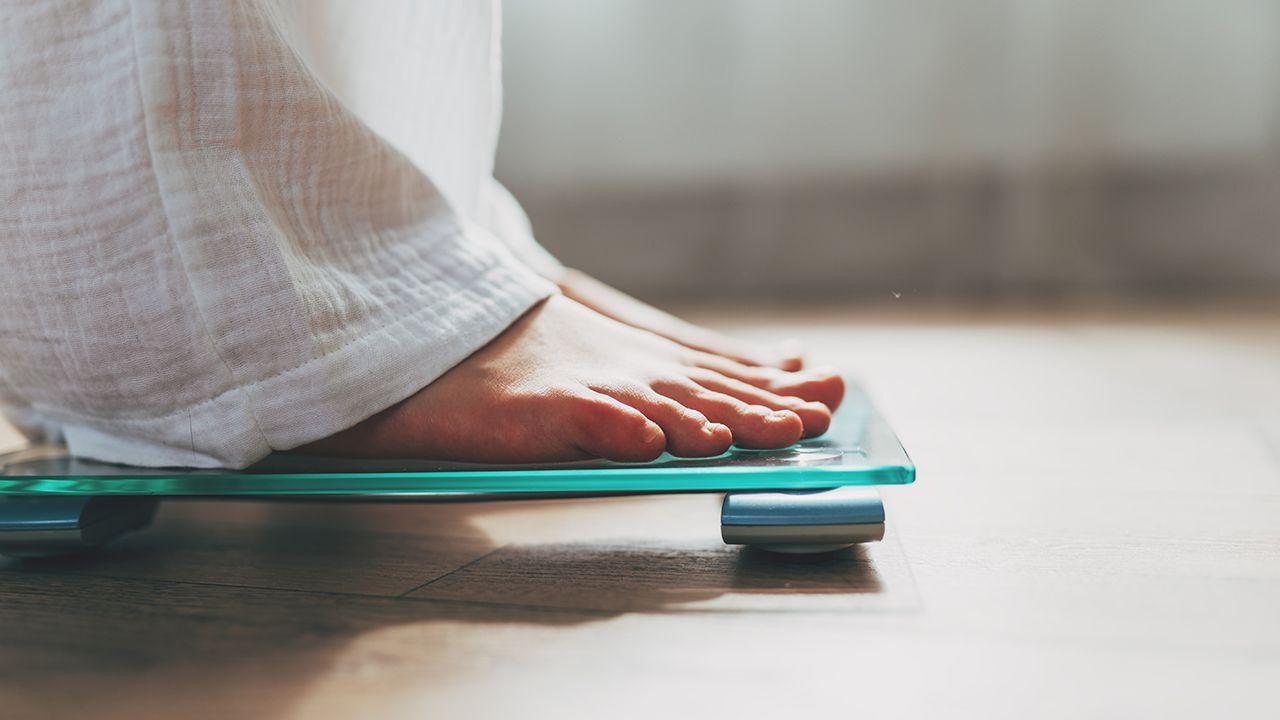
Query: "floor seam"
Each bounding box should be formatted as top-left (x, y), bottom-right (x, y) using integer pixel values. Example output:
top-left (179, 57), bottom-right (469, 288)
top-left (397, 544), bottom-right (507, 597)
top-left (0, 567), bottom-right (615, 616)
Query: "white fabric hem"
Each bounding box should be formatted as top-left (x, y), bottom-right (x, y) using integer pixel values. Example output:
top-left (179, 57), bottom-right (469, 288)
top-left (58, 257), bottom-right (555, 469)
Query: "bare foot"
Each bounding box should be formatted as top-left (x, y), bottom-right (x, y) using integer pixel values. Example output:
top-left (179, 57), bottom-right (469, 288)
top-left (558, 269), bottom-right (843, 410)
top-left (302, 295), bottom-right (844, 463)
top-left (559, 269), bottom-right (806, 371)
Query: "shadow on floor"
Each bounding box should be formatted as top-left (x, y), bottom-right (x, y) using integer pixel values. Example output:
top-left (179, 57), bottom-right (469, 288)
top-left (0, 498), bottom-right (905, 719)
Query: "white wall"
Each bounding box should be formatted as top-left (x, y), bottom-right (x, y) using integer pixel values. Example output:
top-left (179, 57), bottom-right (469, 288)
top-left (495, 1), bottom-right (1280, 298)
top-left (498, 0), bottom-right (1280, 187)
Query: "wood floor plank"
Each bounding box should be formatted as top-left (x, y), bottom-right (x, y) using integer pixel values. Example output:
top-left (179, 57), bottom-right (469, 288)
top-left (277, 614), bottom-right (1280, 720)
top-left (0, 501), bottom-right (497, 596)
top-left (6, 579), bottom-right (1270, 720)
top-left (405, 493), bottom-right (916, 612)
top-left (0, 572), bottom-right (601, 720)
top-left (409, 534), bottom-right (917, 613)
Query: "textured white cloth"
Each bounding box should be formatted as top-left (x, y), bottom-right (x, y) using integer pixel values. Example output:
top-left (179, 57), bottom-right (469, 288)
top-left (0, 0), bottom-right (561, 468)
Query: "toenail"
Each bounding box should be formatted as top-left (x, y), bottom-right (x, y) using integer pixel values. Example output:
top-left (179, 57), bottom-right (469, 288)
top-left (641, 423), bottom-right (663, 443)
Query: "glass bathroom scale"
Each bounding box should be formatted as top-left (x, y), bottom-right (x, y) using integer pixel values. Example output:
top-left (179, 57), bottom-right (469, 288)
top-left (0, 384), bottom-right (913, 498)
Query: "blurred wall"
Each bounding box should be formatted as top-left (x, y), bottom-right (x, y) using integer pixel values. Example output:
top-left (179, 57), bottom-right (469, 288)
top-left (496, 0), bottom-right (1280, 299)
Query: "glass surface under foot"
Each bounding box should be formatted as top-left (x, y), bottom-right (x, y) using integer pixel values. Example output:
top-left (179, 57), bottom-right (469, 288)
top-left (0, 383), bottom-right (913, 497)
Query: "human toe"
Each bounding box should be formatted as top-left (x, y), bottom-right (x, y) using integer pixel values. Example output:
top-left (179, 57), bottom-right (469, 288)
top-left (685, 369), bottom-right (831, 438)
top-left (593, 385), bottom-right (732, 458)
top-left (566, 392), bottom-right (667, 462)
top-left (653, 380), bottom-right (804, 449)
top-left (767, 365), bottom-right (845, 411)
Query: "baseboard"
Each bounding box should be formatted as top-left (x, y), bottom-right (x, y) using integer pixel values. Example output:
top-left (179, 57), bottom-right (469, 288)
top-left (508, 163), bottom-right (1280, 300)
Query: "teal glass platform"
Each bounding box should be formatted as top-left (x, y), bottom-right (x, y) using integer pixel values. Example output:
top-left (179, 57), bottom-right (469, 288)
top-left (0, 384), bottom-right (913, 497)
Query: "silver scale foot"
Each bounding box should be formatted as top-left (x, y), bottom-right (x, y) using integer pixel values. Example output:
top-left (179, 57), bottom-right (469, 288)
top-left (0, 487), bottom-right (883, 558)
top-left (0, 496), bottom-right (159, 558)
top-left (721, 486), bottom-right (885, 553)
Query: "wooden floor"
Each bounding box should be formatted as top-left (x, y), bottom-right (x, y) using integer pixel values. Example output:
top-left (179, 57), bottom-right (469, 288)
top-left (2, 301), bottom-right (1278, 719)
